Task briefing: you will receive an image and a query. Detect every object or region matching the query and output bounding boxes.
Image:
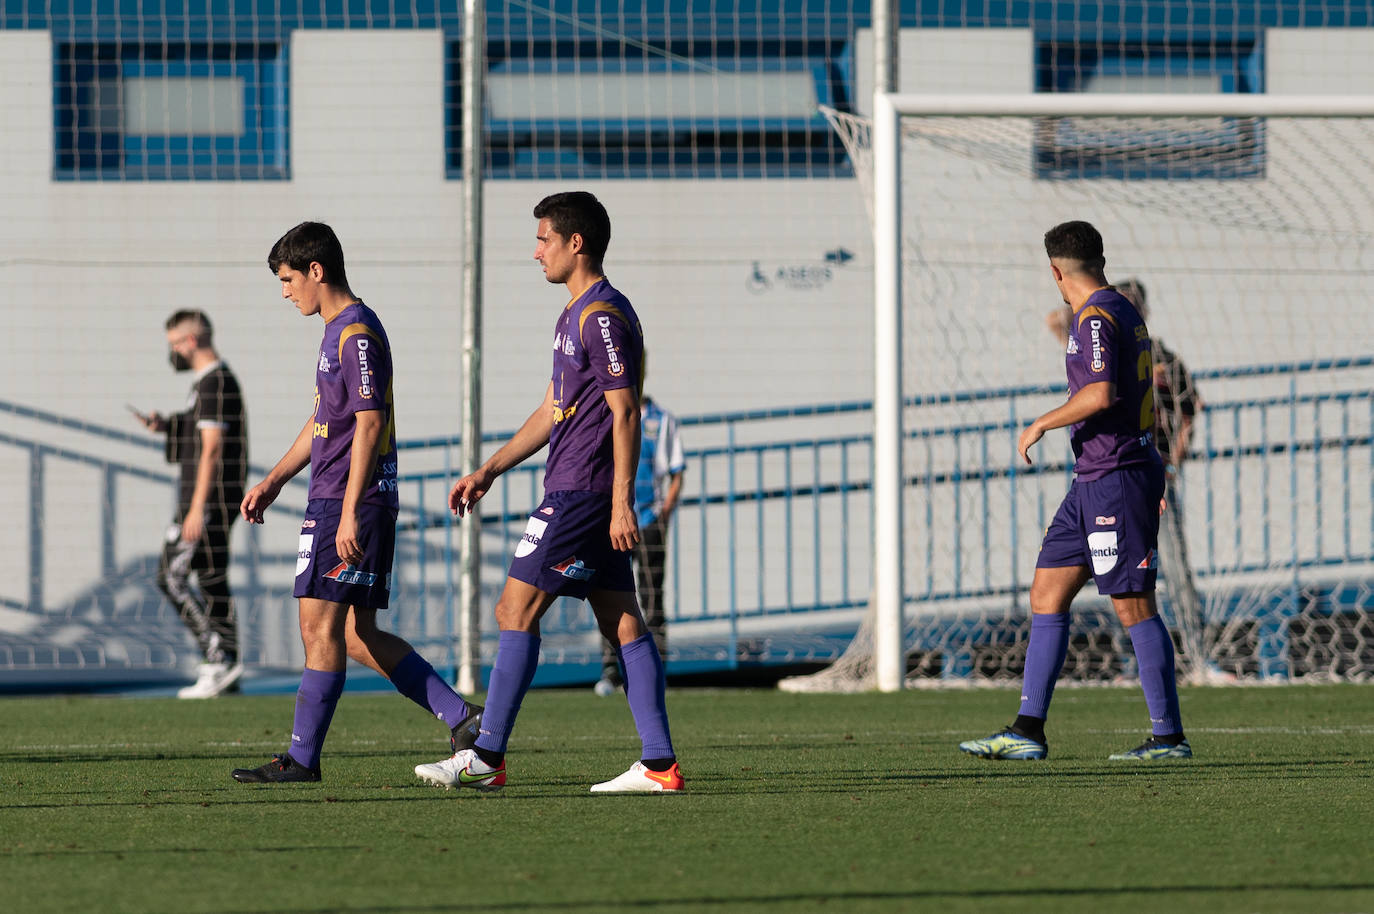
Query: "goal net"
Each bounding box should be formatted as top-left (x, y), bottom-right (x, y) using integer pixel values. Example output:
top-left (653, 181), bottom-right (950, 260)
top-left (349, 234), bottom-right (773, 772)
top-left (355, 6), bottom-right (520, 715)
top-left (783, 93), bottom-right (1374, 692)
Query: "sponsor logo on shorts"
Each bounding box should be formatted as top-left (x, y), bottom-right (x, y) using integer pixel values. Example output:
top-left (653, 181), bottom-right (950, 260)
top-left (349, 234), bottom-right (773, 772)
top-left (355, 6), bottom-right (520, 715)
top-left (514, 517), bottom-right (548, 558)
top-left (1095, 515), bottom-right (1116, 526)
top-left (552, 557), bottom-right (596, 581)
top-left (1087, 531), bottom-right (1119, 576)
top-left (296, 534), bottom-right (314, 577)
top-left (1137, 549), bottom-right (1158, 570)
top-left (324, 562), bottom-right (378, 586)
top-left (540, 506), bottom-right (555, 516)
top-left (302, 519), bottom-right (317, 529)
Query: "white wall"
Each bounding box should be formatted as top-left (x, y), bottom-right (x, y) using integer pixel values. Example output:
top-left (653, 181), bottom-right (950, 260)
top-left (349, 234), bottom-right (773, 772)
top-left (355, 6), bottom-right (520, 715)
top-left (2, 25), bottom-right (1370, 670)
top-left (0, 29), bottom-right (872, 652)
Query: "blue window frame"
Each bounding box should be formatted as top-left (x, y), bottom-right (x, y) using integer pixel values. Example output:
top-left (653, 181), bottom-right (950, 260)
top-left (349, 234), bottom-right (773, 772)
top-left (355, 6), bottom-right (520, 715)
top-left (1033, 39), bottom-right (1264, 180)
top-left (446, 40), bottom-right (853, 180)
top-left (55, 42), bottom-right (289, 181)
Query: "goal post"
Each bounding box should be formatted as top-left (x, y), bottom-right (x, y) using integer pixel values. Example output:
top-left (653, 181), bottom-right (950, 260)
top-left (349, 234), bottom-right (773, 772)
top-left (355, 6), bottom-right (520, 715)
top-left (806, 91), bottom-right (1374, 693)
top-left (872, 90), bottom-right (906, 693)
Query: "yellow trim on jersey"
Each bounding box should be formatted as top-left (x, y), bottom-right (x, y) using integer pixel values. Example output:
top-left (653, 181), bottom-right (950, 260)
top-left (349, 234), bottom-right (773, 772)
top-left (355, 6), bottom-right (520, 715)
top-left (577, 301), bottom-right (624, 340)
top-left (1072, 288), bottom-right (1119, 331)
top-left (1072, 286), bottom-right (1113, 312)
top-left (1075, 304), bottom-right (1118, 330)
top-left (337, 323), bottom-right (383, 362)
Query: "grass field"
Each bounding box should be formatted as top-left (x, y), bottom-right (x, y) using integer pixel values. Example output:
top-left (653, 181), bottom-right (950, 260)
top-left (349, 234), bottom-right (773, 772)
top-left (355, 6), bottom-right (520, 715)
top-left (2, 684), bottom-right (1372, 913)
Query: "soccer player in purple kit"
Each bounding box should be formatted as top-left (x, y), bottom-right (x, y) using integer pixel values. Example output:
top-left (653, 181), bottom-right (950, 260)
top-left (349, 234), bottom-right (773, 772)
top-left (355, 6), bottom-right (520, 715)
top-left (959, 221), bottom-right (1191, 762)
top-left (414, 191), bottom-right (682, 793)
top-left (231, 222), bottom-right (481, 784)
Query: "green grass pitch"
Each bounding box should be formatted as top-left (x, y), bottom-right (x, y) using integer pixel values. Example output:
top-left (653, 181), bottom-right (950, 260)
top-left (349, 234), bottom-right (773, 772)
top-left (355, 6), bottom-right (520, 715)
top-left (2, 684), bottom-right (1372, 913)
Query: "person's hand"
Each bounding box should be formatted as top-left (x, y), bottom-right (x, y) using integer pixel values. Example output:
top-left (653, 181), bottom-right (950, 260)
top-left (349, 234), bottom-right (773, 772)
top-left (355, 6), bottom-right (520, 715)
top-left (448, 468), bottom-right (493, 518)
top-left (1017, 421), bottom-right (1045, 465)
top-left (335, 510), bottom-right (364, 566)
top-left (609, 503), bottom-right (640, 552)
top-left (180, 505), bottom-right (205, 543)
top-left (132, 408), bottom-right (167, 433)
top-left (241, 479), bottom-right (281, 524)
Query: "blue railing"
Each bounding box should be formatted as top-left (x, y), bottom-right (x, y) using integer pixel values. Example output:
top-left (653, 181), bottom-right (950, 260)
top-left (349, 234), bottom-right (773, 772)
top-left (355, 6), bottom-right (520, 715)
top-left (2, 355), bottom-right (1371, 681)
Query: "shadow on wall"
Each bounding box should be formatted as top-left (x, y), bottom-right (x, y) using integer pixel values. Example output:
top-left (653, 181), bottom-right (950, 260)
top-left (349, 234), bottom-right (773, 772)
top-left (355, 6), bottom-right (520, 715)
top-left (0, 556), bottom-right (195, 691)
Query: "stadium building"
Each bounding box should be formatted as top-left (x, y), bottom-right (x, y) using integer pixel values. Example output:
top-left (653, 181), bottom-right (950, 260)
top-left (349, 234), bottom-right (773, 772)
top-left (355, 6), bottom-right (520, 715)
top-left (2, 1), bottom-right (1371, 689)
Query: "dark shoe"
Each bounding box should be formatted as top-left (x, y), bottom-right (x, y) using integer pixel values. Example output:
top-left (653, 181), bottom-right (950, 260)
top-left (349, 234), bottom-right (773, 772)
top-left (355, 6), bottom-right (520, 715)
top-left (1109, 736), bottom-right (1193, 760)
top-left (958, 728), bottom-right (1048, 760)
top-left (450, 704), bottom-right (484, 753)
top-left (231, 754), bottom-right (321, 783)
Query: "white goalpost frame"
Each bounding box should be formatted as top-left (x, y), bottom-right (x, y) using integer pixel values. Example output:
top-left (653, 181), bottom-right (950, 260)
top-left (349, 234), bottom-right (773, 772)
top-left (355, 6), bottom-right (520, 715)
top-left (872, 90), bottom-right (905, 693)
top-left (869, 91), bottom-right (1374, 692)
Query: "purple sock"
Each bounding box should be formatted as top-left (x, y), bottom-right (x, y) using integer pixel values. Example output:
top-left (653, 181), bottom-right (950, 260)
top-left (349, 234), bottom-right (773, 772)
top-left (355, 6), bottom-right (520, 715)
top-left (473, 630), bottom-right (540, 756)
top-left (288, 667), bottom-right (346, 771)
top-left (1018, 613), bottom-right (1070, 720)
top-left (1128, 615), bottom-right (1183, 735)
top-left (389, 650), bottom-right (470, 726)
top-left (621, 633), bottom-right (674, 760)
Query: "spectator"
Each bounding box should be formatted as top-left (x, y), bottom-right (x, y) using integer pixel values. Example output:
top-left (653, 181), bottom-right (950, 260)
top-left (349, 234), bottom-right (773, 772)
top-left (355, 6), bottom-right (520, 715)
top-left (133, 310), bottom-right (248, 699)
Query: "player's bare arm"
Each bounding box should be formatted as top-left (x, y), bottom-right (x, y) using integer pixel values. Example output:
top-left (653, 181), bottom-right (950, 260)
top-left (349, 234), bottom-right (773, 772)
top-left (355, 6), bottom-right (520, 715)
top-left (182, 424), bottom-right (224, 543)
top-left (337, 409), bottom-right (384, 565)
top-left (604, 385), bottom-right (641, 552)
top-left (1018, 380), bottom-right (1115, 464)
top-left (242, 414), bottom-right (313, 523)
top-left (662, 471), bottom-right (685, 521)
top-left (449, 382), bottom-right (557, 517)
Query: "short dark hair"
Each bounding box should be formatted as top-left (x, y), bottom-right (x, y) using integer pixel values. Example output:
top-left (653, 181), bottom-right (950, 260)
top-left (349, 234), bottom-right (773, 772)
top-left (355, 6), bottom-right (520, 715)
top-left (533, 192), bottom-right (612, 264)
top-left (1043, 221), bottom-right (1105, 270)
top-left (268, 221), bottom-right (350, 289)
top-left (165, 309), bottom-right (213, 344)
top-left (1116, 277), bottom-right (1148, 317)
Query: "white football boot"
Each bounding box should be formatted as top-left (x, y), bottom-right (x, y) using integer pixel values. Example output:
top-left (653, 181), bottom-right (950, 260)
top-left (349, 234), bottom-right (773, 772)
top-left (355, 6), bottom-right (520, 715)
top-left (589, 760), bottom-right (684, 794)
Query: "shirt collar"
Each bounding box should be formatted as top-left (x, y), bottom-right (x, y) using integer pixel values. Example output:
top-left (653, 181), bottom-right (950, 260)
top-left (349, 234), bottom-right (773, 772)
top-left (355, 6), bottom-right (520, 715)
top-left (191, 359), bottom-right (222, 384)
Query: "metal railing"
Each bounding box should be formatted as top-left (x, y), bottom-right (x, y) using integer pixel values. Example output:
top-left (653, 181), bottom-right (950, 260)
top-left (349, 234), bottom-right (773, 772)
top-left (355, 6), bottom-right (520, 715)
top-left (2, 355), bottom-right (1371, 682)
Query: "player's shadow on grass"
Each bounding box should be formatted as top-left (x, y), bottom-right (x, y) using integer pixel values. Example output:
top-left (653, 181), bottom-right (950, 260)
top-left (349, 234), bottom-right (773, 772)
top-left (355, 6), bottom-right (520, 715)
top-left (195, 881), bottom-right (1374, 913)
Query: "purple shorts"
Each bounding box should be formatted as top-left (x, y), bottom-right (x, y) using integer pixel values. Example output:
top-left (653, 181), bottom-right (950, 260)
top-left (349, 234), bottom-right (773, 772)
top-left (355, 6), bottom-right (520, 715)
top-left (294, 499), bottom-right (396, 608)
top-left (1036, 464), bottom-right (1165, 596)
top-left (507, 490), bottom-right (635, 599)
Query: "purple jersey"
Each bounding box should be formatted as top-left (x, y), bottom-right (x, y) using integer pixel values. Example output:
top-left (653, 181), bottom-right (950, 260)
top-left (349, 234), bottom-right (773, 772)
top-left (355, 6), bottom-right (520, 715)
top-left (1065, 288), bottom-right (1162, 481)
top-left (544, 278), bottom-right (643, 494)
top-left (309, 301), bottom-right (399, 507)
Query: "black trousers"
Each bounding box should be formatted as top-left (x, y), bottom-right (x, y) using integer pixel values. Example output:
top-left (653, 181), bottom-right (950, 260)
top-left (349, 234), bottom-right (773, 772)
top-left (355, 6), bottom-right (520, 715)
top-left (157, 505), bottom-right (239, 663)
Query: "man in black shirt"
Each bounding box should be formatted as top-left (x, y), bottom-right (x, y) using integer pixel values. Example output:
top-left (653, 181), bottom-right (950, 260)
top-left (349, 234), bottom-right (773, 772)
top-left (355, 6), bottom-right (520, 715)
top-left (134, 310), bottom-right (248, 698)
top-left (1117, 279), bottom-right (1205, 677)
